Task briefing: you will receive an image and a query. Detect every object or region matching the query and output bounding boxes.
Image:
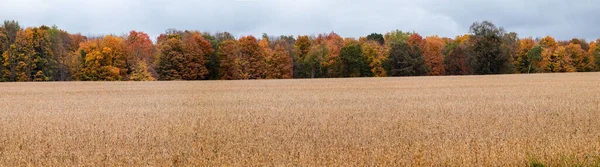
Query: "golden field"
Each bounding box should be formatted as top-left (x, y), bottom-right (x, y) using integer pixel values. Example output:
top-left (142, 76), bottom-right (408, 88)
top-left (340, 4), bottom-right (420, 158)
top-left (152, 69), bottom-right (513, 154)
top-left (0, 73), bottom-right (599, 166)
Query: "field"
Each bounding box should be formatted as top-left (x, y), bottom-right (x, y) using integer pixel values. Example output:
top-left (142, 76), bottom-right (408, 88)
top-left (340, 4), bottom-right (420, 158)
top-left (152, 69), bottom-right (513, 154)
top-left (0, 73), bottom-right (599, 166)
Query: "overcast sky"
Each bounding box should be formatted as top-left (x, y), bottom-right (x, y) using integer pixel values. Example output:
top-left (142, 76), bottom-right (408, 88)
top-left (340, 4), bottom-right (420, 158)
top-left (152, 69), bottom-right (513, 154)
top-left (1, 0), bottom-right (598, 41)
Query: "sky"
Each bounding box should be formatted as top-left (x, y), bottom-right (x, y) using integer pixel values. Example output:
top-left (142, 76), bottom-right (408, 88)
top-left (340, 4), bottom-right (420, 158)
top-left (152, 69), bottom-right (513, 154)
top-left (1, 0), bottom-right (598, 41)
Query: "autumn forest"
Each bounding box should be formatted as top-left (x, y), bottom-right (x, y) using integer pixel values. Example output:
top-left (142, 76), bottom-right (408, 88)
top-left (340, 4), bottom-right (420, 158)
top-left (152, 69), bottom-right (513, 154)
top-left (0, 20), bottom-right (598, 82)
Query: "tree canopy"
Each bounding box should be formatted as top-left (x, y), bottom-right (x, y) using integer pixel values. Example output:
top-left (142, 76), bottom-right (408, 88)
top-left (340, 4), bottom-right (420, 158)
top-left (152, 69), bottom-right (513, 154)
top-left (0, 20), bottom-right (598, 82)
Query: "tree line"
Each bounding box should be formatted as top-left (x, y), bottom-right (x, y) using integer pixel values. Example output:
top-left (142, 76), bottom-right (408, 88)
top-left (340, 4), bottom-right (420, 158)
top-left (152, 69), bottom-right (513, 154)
top-left (0, 20), bottom-right (598, 82)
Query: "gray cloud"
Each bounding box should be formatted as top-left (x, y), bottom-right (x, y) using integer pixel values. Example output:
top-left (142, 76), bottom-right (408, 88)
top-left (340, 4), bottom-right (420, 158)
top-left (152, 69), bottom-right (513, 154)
top-left (0, 0), bottom-right (598, 41)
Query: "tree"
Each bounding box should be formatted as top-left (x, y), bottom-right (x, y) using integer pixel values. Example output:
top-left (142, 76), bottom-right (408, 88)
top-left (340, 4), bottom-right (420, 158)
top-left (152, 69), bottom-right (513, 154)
top-left (468, 21), bottom-right (512, 74)
top-left (564, 43), bottom-right (593, 72)
top-left (181, 31), bottom-right (212, 80)
top-left (339, 41), bottom-right (371, 77)
top-left (361, 40), bottom-right (386, 77)
top-left (322, 32), bottom-right (345, 77)
top-left (515, 38), bottom-right (543, 73)
top-left (0, 29), bottom-right (3, 81)
top-left (203, 32), bottom-right (234, 80)
top-left (540, 36), bottom-right (558, 48)
top-left (130, 60), bottom-right (155, 81)
top-left (217, 40), bottom-right (242, 80)
top-left (67, 33), bottom-right (87, 81)
top-left (125, 31), bottom-right (155, 78)
top-left (423, 36), bottom-right (446, 75)
top-left (48, 26), bottom-right (76, 81)
top-left (17, 26), bottom-right (56, 81)
top-left (366, 33), bottom-right (384, 45)
top-left (385, 42), bottom-right (428, 76)
top-left (156, 31), bottom-right (213, 80)
top-left (259, 37), bottom-right (273, 77)
top-left (408, 33), bottom-right (425, 49)
top-left (1, 20), bottom-right (21, 81)
top-left (302, 44), bottom-right (327, 78)
top-left (384, 30), bottom-right (411, 46)
top-left (525, 46), bottom-right (543, 73)
top-left (502, 32), bottom-right (519, 73)
top-left (157, 35), bottom-right (185, 80)
top-left (589, 40), bottom-right (600, 71)
top-left (539, 36), bottom-right (569, 72)
top-left (542, 45), bottom-right (574, 72)
top-left (265, 43), bottom-right (293, 79)
top-left (443, 35), bottom-right (472, 75)
top-left (570, 38), bottom-right (589, 51)
top-left (238, 35), bottom-right (265, 79)
top-left (78, 35), bottom-right (128, 81)
top-left (293, 35), bottom-right (312, 78)
top-left (14, 29), bottom-right (33, 81)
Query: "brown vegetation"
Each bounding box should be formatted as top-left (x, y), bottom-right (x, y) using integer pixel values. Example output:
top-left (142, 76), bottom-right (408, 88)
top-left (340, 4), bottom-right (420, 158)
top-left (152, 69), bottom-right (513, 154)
top-left (0, 73), bottom-right (599, 166)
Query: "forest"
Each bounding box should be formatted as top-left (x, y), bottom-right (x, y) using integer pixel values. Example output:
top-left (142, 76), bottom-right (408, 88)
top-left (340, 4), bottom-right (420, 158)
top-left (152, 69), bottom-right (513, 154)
top-left (0, 20), bottom-right (598, 81)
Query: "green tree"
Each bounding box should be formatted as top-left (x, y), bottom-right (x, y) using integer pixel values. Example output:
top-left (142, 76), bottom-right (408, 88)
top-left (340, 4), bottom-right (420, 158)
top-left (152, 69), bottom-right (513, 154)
top-left (366, 33), bottom-right (384, 45)
top-left (384, 30), bottom-right (411, 46)
top-left (524, 46), bottom-right (543, 73)
top-left (48, 25), bottom-right (74, 81)
top-left (385, 42), bottom-right (428, 76)
top-left (340, 42), bottom-right (371, 77)
top-left (468, 21), bottom-right (512, 74)
top-left (202, 32), bottom-right (235, 80)
top-left (302, 44), bottom-right (327, 78)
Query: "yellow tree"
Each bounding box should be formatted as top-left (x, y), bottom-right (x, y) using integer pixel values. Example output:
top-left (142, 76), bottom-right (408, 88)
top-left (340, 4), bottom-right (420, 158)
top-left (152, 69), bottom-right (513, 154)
top-left (78, 35), bottom-right (128, 81)
top-left (543, 45), bottom-right (574, 72)
top-left (129, 60), bottom-right (155, 81)
top-left (540, 36), bottom-right (563, 72)
top-left (361, 40), bottom-right (386, 77)
top-left (564, 43), bottom-right (593, 72)
top-left (423, 36), bottom-right (445, 75)
top-left (14, 29), bottom-right (33, 81)
top-left (67, 33), bottom-right (87, 81)
top-left (259, 37), bottom-right (272, 67)
top-left (515, 38), bottom-right (545, 73)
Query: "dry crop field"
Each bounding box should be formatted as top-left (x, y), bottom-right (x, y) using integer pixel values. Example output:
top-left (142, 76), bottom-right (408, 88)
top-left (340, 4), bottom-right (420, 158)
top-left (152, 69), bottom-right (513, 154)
top-left (0, 73), bottom-right (599, 166)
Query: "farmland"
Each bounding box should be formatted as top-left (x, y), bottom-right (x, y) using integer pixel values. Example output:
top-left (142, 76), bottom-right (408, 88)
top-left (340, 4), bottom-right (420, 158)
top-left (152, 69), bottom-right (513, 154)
top-left (0, 72), bottom-right (599, 166)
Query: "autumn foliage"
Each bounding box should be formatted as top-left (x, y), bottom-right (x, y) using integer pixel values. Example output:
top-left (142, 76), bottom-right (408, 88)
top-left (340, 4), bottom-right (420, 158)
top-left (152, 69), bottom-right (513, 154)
top-left (1, 20), bottom-right (599, 82)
